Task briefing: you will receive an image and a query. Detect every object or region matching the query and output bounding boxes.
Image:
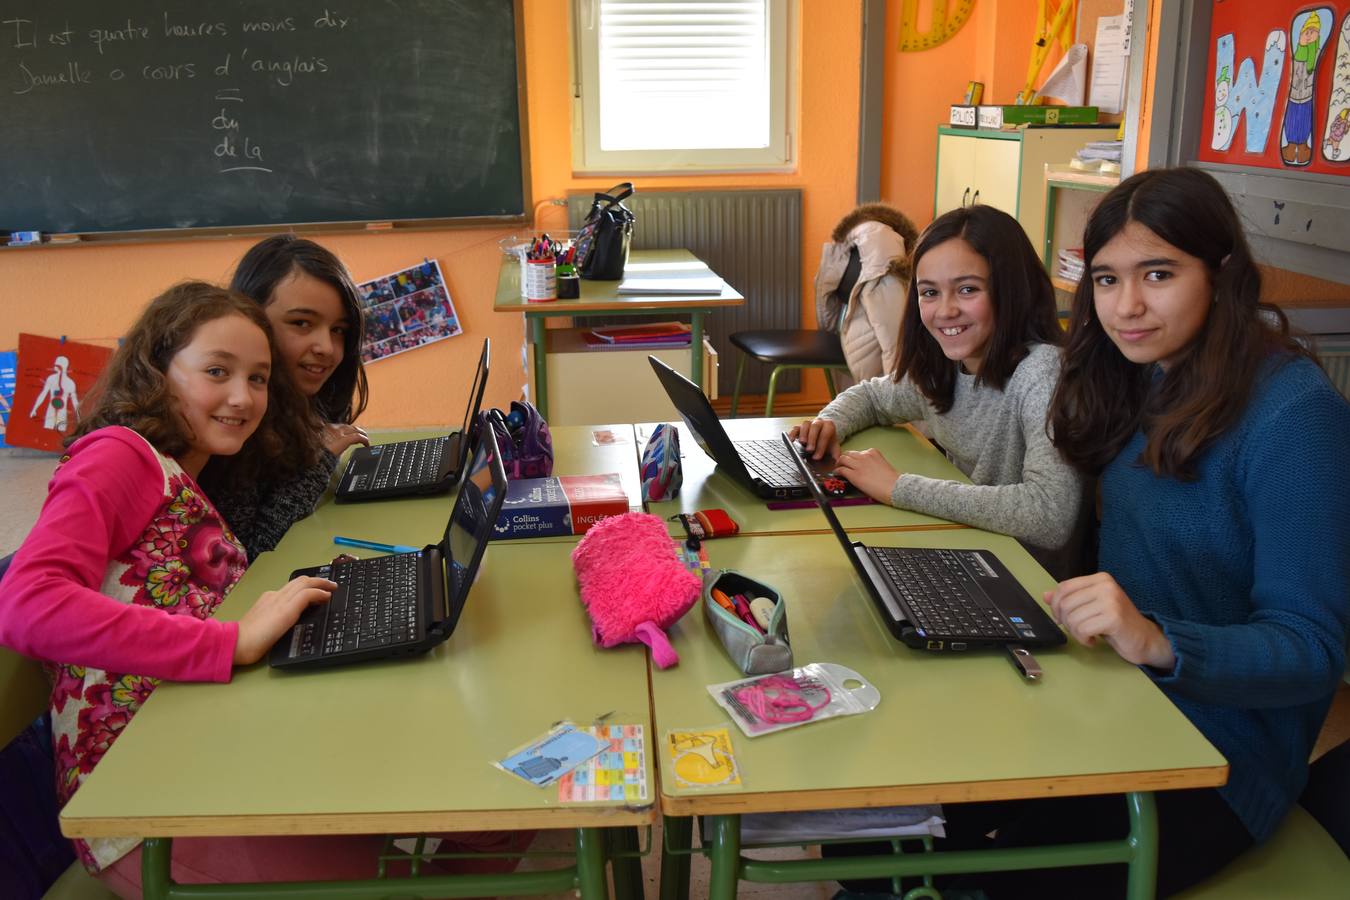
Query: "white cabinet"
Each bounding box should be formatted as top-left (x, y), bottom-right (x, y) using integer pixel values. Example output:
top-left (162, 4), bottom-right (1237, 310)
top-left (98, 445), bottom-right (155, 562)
top-left (544, 328), bottom-right (718, 426)
top-left (934, 126), bottom-right (1118, 249)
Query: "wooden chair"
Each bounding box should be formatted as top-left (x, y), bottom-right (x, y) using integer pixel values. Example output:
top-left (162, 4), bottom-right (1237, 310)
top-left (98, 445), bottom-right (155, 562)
top-left (728, 329), bottom-right (849, 417)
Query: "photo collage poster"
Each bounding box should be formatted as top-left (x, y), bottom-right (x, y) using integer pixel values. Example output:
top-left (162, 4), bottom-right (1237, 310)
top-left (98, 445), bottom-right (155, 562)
top-left (7, 335), bottom-right (114, 453)
top-left (1200, 0), bottom-right (1350, 173)
top-left (357, 259), bottom-right (463, 363)
top-left (0, 350), bottom-right (15, 448)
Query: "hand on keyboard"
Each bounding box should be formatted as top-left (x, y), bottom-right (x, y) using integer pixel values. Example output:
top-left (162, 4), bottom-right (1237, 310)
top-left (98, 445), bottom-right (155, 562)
top-left (324, 422), bottom-right (371, 456)
top-left (832, 448), bottom-right (899, 505)
top-left (788, 418), bottom-right (842, 462)
top-left (234, 575), bottom-right (337, 666)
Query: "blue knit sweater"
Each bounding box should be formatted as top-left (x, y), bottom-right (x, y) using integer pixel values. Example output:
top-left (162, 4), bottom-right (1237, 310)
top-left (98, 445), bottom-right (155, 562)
top-left (1099, 355), bottom-right (1350, 843)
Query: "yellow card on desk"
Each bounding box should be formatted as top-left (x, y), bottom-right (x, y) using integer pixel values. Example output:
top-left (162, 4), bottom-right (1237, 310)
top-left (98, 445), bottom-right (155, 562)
top-left (666, 727), bottom-right (742, 790)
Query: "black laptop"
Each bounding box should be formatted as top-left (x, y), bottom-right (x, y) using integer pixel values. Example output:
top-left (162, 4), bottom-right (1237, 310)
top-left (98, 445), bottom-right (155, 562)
top-left (335, 338), bottom-right (489, 503)
top-left (783, 434), bottom-right (1064, 652)
top-left (270, 417), bottom-right (508, 670)
top-left (648, 356), bottom-right (850, 500)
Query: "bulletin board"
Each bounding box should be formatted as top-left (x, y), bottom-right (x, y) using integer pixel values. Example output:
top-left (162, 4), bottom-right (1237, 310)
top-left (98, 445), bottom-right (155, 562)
top-left (1197, 0), bottom-right (1350, 173)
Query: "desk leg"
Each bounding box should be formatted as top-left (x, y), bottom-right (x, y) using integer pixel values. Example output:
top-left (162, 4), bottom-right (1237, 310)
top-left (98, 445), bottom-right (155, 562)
top-left (706, 814), bottom-right (741, 900)
top-left (609, 826), bottom-right (645, 900)
top-left (658, 815), bottom-right (692, 900)
top-left (577, 826), bottom-right (611, 900)
top-left (531, 315), bottom-right (549, 420)
top-left (1125, 791), bottom-right (1159, 900)
top-left (690, 312), bottom-right (705, 391)
top-left (141, 837), bottom-right (171, 900)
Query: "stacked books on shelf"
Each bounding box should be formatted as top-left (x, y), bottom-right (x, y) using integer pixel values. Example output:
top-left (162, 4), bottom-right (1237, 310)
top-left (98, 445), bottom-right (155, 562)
top-left (1069, 140), bottom-right (1123, 175)
top-left (1057, 248), bottom-right (1085, 284)
top-left (580, 322), bottom-right (692, 351)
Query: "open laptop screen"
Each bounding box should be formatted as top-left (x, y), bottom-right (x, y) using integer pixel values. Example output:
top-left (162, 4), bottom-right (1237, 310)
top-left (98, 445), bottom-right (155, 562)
top-left (453, 338), bottom-right (491, 474)
top-left (441, 419), bottom-right (506, 634)
top-left (782, 433), bottom-right (880, 589)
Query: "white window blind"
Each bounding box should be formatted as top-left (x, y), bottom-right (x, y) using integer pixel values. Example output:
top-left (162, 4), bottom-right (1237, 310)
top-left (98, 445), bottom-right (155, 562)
top-left (574, 0), bottom-right (793, 173)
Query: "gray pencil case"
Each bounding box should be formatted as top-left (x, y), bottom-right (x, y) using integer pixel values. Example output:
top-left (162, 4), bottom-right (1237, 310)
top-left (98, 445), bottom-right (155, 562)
top-left (703, 569), bottom-right (792, 675)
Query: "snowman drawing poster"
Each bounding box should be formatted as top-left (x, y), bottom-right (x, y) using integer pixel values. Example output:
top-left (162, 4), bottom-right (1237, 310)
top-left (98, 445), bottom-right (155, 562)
top-left (7, 334), bottom-right (113, 453)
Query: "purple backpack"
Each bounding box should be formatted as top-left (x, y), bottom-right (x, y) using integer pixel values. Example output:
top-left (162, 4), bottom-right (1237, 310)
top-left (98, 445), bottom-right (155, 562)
top-left (479, 401), bottom-right (553, 480)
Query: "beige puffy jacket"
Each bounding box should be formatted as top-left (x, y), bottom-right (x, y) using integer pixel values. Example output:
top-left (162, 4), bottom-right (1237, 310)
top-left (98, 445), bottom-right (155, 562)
top-left (814, 204), bottom-right (919, 383)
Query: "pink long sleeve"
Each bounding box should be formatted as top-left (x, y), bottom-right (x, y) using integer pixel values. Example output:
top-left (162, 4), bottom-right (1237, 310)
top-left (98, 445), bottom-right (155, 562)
top-left (0, 427), bottom-right (237, 682)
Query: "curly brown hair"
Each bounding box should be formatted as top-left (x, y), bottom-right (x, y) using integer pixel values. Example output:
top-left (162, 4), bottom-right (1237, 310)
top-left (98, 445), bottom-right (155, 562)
top-left (69, 281), bottom-right (323, 479)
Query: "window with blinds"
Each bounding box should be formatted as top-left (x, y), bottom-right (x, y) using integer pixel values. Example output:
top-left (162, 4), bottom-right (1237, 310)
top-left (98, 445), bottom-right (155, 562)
top-left (573, 0), bottom-right (794, 173)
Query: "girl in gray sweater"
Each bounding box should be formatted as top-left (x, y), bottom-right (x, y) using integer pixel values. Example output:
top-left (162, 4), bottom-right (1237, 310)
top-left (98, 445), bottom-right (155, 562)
top-left (792, 205), bottom-right (1087, 575)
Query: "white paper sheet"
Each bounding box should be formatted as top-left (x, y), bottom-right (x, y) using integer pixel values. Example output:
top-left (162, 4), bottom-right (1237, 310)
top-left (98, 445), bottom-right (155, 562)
top-left (1090, 15), bottom-right (1128, 114)
top-left (1040, 43), bottom-right (1089, 106)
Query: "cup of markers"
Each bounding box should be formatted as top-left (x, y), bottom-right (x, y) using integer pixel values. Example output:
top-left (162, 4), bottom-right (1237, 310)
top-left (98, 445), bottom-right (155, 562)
top-left (522, 234), bottom-right (559, 302)
top-left (555, 243), bottom-right (581, 299)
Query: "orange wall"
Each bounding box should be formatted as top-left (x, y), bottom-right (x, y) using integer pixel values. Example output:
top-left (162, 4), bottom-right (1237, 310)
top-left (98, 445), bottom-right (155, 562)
top-left (881, 0), bottom-right (1052, 227)
top-left (0, 1), bottom-right (863, 426)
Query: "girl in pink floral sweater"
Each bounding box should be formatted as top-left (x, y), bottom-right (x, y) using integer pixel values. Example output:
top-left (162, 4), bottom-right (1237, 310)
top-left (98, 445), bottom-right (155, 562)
top-left (0, 282), bottom-right (335, 879)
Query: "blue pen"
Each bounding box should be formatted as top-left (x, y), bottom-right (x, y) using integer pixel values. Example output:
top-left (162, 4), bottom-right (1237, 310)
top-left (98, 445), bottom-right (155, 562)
top-left (333, 536), bottom-right (420, 554)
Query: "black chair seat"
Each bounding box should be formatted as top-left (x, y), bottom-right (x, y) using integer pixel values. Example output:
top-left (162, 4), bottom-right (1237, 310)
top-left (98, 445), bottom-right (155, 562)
top-left (729, 329), bottom-right (847, 367)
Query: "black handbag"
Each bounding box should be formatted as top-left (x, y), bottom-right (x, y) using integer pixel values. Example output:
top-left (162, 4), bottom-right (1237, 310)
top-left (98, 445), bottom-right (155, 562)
top-left (574, 182), bottom-right (635, 280)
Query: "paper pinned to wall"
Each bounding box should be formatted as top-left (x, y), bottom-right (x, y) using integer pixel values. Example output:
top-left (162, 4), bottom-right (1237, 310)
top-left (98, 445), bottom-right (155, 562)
top-left (1040, 43), bottom-right (1090, 105)
top-left (1090, 15), bottom-right (1129, 114)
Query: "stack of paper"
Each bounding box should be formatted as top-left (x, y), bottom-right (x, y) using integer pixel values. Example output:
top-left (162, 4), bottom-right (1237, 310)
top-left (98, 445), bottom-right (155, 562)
top-left (702, 805), bottom-right (946, 843)
top-left (1057, 248), bottom-right (1085, 284)
top-left (617, 270), bottom-right (725, 295)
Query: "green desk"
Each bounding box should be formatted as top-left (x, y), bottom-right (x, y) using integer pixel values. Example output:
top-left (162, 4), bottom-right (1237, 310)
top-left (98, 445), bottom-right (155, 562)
top-left (639, 417), bottom-right (971, 537)
top-left (60, 504), bottom-right (654, 899)
top-left (650, 531), bottom-right (1228, 900)
top-left (494, 249), bottom-right (744, 420)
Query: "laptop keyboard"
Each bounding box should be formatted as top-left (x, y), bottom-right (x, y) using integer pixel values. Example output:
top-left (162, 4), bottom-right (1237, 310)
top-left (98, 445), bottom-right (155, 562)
top-left (371, 438), bottom-right (445, 490)
top-left (870, 548), bottom-right (1017, 639)
top-left (737, 439), bottom-right (807, 488)
top-left (295, 553), bottom-right (422, 657)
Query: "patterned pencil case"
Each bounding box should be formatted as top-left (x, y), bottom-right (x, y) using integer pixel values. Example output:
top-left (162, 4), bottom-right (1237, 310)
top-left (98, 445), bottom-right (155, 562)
top-left (703, 569), bottom-right (791, 675)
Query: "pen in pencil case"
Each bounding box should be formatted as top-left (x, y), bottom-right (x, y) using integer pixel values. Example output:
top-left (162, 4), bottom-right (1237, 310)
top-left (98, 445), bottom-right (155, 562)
top-left (333, 536), bottom-right (420, 554)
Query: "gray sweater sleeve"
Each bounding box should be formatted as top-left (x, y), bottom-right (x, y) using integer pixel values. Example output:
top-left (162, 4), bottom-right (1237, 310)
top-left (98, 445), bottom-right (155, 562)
top-left (817, 374), bottom-right (930, 441)
top-left (889, 350), bottom-right (1083, 549)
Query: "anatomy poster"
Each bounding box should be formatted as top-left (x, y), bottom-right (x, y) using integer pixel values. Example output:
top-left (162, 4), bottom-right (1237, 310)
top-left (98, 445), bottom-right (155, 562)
top-left (1200, 1), bottom-right (1350, 172)
top-left (7, 335), bottom-right (113, 453)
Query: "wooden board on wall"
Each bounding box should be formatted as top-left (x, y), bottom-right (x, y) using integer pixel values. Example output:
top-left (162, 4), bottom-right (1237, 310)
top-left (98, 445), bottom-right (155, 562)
top-left (1076, 0), bottom-right (1129, 125)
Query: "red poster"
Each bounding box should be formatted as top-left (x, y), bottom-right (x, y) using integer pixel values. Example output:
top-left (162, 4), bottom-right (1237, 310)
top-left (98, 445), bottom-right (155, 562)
top-left (1198, 1), bottom-right (1350, 173)
top-left (7, 334), bottom-right (113, 453)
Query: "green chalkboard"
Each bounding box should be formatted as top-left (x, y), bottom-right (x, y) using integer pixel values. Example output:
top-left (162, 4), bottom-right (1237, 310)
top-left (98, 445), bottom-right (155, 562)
top-left (0, 1), bottom-right (527, 234)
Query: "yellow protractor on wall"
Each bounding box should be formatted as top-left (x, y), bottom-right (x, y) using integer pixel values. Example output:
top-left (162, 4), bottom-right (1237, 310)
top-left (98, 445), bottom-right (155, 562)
top-left (898, 0), bottom-right (977, 52)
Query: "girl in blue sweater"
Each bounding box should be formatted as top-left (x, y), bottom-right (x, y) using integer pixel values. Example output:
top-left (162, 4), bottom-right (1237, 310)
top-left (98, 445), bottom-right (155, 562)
top-left (952, 167), bottom-right (1350, 897)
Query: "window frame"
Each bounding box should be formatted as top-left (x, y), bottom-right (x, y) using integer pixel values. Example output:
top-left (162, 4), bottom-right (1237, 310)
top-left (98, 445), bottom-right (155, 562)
top-left (570, 0), bottom-right (797, 176)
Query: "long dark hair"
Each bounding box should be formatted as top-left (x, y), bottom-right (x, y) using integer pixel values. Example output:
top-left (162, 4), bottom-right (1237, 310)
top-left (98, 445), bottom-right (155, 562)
top-left (70, 282), bottom-right (322, 477)
top-left (1049, 167), bottom-right (1312, 479)
top-left (896, 205), bottom-right (1061, 413)
top-left (230, 235), bottom-right (369, 424)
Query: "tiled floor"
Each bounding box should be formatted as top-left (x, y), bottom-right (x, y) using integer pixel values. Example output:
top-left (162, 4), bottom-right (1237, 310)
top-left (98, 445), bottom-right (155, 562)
top-left (5, 445), bottom-right (1350, 899)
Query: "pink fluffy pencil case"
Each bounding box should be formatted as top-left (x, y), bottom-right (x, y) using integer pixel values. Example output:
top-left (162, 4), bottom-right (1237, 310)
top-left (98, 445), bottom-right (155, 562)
top-left (571, 512), bottom-right (701, 669)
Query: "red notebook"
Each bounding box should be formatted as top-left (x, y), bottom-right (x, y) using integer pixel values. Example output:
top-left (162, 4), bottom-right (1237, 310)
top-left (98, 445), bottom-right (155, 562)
top-left (590, 322), bottom-right (691, 344)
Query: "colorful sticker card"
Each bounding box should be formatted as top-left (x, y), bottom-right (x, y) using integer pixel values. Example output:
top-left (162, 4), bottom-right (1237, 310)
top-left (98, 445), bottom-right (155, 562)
top-left (665, 727), bottom-right (742, 791)
top-left (557, 724), bottom-right (649, 803)
top-left (356, 258), bottom-right (463, 363)
top-left (495, 722), bottom-right (607, 788)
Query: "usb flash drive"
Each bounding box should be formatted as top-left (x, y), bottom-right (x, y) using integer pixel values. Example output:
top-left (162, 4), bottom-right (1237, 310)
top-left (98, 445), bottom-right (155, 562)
top-left (1006, 644), bottom-right (1043, 681)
